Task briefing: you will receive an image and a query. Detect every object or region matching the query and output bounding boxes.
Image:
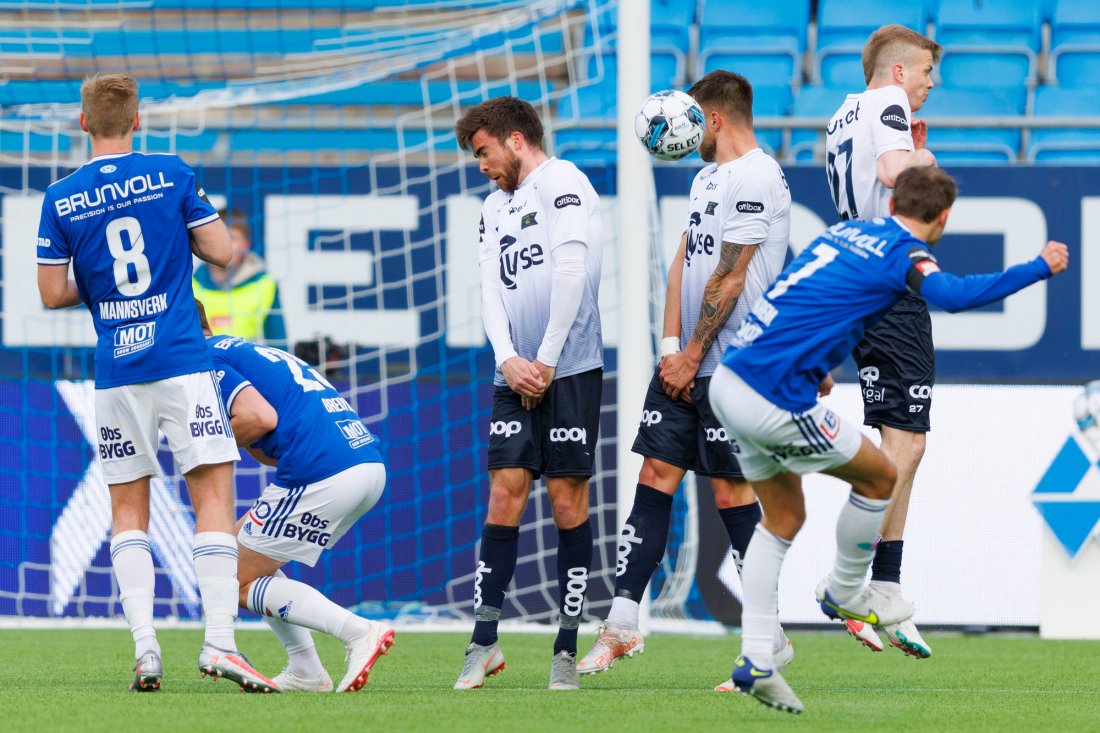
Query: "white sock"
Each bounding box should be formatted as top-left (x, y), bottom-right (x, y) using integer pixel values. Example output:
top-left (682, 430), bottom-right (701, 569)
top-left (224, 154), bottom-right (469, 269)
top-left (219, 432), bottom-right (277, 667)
top-left (260, 571), bottom-right (325, 678)
top-left (607, 596), bottom-right (640, 628)
top-left (110, 530), bottom-right (160, 659)
top-left (740, 526), bottom-right (790, 669)
top-left (192, 531), bottom-right (239, 650)
top-left (247, 574), bottom-right (369, 646)
top-left (830, 492), bottom-right (891, 602)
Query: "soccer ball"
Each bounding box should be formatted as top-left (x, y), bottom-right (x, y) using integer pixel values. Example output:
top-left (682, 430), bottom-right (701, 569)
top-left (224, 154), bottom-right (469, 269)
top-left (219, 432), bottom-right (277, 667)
top-left (634, 90), bottom-right (706, 161)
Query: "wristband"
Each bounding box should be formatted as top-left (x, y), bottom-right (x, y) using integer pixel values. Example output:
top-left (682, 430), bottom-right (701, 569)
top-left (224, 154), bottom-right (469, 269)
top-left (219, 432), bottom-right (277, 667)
top-left (659, 337), bottom-right (681, 358)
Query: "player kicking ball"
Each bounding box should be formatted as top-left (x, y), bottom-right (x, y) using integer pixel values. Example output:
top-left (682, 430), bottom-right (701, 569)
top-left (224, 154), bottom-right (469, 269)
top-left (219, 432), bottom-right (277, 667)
top-left (198, 302), bottom-right (394, 693)
top-left (708, 167), bottom-right (1068, 714)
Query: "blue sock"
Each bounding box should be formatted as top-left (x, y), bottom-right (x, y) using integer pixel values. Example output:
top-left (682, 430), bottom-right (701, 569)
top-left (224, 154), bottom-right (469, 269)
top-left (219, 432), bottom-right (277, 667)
top-left (554, 520), bottom-right (593, 656)
top-left (614, 484), bottom-right (674, 602)
top-left (871, 539), bottom-right (903, 584)
top-left (470, 523), bottom-right (519, 647)
top-left (718, 501), bottom-right (763, 574)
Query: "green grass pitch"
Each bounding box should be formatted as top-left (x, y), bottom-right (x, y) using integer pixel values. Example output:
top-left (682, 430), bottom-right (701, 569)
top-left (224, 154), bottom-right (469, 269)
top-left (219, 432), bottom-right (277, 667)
top-left (0, 628), bottom-right (1096, 732)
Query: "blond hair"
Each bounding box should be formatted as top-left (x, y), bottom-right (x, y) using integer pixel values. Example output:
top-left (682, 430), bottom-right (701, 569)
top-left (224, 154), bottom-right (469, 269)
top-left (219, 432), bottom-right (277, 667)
top-left (862, 25), bottom-right (941, 85)
top-left (80, 73), bottom-right (139, 139)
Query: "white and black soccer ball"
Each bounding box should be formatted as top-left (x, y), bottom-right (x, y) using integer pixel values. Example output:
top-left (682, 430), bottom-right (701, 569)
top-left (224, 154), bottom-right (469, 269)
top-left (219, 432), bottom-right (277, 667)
top-left (634, 89), bottom-right (705, 161)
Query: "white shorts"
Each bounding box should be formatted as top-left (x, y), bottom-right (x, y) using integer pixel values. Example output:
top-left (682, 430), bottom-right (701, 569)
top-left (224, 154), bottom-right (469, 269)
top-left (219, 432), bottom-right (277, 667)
top-left (95, 371), bottom-right (240, 484)
top-left (709, 365), bottom-right (862, 482)
top-left (238, 462), bottom-right (386, 567)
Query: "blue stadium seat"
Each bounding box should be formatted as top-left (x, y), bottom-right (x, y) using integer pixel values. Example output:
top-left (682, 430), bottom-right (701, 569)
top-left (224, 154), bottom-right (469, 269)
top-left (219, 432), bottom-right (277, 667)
top-left (789, 85), bottom-right (850, 162)
top-left (919, 86), bottom-right (1025, 163)
top-left (1050, 0), bottom-right (1100, 87)
top-left (582, 0), bottom-right (693, 89)
top-left (752, 85), bottom-right (794, 158)
top-left (1028, 86), bottom-right (1100, 161)
top-left (935, 0), bottom-right (1042, 88)
top-left (815, 0), bottom-right (926, 87)
top-left (698, 0), bottom-right (810, 87)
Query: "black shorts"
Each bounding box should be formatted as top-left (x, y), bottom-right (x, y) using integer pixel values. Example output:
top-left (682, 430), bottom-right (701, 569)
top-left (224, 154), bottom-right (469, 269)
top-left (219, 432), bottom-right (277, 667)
top-left (487, 368), bottom-right (603, 479)
top-left (852, 293), bottom-right (935, 432)
top-left (630, 370), bottom-right (743, 478)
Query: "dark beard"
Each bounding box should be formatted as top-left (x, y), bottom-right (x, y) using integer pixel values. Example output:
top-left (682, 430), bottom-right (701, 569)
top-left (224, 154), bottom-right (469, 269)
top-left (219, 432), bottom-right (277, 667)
top-left (495, 151), bottom-right (524, 193)
top-left (698, 135), bottom-right (717, 163)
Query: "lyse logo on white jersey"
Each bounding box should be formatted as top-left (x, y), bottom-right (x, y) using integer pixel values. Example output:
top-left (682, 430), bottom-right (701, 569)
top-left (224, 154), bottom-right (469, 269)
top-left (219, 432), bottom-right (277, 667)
top-left (616, 523), bottom-right (644, 576)
top-left (189, 404), bottom-right (225, 438)
top-left (684, 211), bottom-right (714, 267)
top-left (549, 427), bottom-right (586, 444)
top-left (859, 366), bottom-right (885, 403)
top-left (490, 420), bottom-right (522, 438)
top-left (473, 560), bottom-right (492, 609)
top-left (498, 234), bottom-right (545, 290)
top-left (562, 567), bottom-right (588, 617)
top-left (640, 410), bottom-right (663, 427)
top-left (112, 321), bottom-right (156, 358)
top-left (337, 418), bottom-right (375, 449)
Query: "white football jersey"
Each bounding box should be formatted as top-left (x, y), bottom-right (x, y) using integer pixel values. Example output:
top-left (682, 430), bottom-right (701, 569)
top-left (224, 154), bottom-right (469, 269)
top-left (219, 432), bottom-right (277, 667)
top-left (825, 85), bottom-right (914, 221)
top-left (679, 148), bottom-right (791, 378)
top-left (479, 157), bottom-right (603, 385)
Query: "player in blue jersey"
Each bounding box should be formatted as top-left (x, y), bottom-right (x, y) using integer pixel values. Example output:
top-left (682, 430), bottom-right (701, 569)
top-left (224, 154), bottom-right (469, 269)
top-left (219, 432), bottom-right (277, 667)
top-left (36, 74), bottom-right (275, 693)
top-left (708, 167), bottom-right (1068, 714)
top-left (195, 303), bottom-right (393, 694)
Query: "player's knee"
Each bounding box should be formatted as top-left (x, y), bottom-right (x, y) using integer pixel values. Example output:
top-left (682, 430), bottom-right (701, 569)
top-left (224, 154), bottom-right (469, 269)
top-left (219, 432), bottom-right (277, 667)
top-left (637, 458), bottom-right (682, 493)
top-left (711, 478), bottom-right (754, 509)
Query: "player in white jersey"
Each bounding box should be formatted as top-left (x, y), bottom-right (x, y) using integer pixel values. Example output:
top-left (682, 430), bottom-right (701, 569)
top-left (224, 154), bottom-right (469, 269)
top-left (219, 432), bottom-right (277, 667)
top-left (824, 26), bottom-right (941, 658)
top-left (36, 75), bottom-right (275, 692)
top-left (574, 70), bottom-right (793, 688)
top-left (452, 97), bottom-right (603, 691)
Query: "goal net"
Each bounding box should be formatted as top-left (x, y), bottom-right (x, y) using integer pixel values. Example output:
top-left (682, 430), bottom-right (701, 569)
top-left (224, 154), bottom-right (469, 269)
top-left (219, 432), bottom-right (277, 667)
top-left (0, 0), bottom-right (717, 631)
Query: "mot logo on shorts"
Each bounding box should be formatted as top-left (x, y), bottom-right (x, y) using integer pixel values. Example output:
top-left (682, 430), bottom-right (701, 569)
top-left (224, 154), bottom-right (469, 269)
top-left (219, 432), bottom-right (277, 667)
top-left (490, 420), bottom-right (522, 438)
top-left (640, 410), bottom-right (663, 427)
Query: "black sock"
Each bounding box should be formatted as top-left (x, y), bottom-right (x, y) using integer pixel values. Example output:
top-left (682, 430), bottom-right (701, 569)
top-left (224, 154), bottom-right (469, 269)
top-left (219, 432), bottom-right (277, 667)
top-left (554, 519), bottom-right (593, 656)
top-left (470, 523), bottom-right (520, 647)
top-left (871, 539), bottom-right (903, 584)
top-left (718, 501), bottom-right (763, 574)
top-left (614, 484), bottom-right (674, 602)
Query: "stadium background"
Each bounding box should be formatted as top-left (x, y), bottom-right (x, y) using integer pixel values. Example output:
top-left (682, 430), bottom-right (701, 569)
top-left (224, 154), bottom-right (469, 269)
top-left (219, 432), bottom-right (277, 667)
top-left (1, 0), bottom-right (1097, 634)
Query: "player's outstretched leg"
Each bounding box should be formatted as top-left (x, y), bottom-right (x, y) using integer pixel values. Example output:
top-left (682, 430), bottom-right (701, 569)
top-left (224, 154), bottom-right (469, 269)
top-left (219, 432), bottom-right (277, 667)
top-left (715, 626), bottom-right (793, 692)
top-left (729, 655), bottom-right (803, 714)
top-left (578, 485), bottom-right (672, 675)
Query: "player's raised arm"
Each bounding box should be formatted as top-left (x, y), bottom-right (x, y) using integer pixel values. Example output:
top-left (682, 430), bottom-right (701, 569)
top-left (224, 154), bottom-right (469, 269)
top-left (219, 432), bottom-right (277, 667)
top-left (914, 241), bottom-right (1067, 314)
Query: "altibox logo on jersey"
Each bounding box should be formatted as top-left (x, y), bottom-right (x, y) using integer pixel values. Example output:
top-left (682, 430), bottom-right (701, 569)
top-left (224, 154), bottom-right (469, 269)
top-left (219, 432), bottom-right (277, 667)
top-left (337, 419), bottom-right (374, 449)
top-left (113, 321), bottom-right (156, 358)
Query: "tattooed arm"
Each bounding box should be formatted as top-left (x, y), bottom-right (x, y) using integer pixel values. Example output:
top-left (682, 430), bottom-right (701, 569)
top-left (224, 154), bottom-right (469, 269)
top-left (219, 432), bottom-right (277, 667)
top-left (659, 241), bottom-right (758, 401)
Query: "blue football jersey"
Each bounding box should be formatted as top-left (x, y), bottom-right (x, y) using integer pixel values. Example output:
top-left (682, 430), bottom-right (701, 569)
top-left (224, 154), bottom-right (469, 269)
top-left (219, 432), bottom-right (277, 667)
top-left (37, 152), bottom-right (219, 388)
top-left (207, 335), bottom-right (383, 486)
top-left (723, 216), bottom-right (1052, 412)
